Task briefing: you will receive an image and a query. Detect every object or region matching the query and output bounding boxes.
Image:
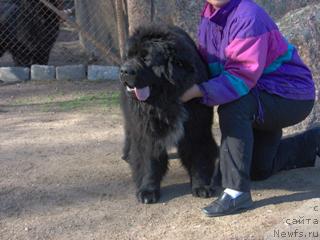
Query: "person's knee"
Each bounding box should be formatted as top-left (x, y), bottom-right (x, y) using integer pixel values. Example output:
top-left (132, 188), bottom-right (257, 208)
top-left (250, 169), bottom-right (272, 181)
top-left (218, 94), bottom-right (256, 123)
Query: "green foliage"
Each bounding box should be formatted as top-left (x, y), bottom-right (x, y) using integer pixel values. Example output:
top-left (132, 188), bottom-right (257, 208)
top-left (10, 91), bottom-right (120, 112)
top-left (55, 92), bottom-right (120, 111)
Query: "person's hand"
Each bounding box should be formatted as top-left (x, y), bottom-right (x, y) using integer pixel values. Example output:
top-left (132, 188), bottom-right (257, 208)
top-left (180, 84), bottom-right (203, 103)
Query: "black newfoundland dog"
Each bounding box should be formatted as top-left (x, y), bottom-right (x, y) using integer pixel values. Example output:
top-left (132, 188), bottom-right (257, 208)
top-left (0, 0), bottom-right (61, 66)
top-left (120, 24), bottom-right (219, 204)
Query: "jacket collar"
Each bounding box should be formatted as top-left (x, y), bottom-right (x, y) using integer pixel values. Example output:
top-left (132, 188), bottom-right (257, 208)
top-left (201, 0), bottom-right (241, 26)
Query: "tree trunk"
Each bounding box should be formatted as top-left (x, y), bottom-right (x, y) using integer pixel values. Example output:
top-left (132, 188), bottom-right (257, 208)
top-left (127, 0), bottom-right (153, 35)
top-left (115, 0), bottom-right (128, 60)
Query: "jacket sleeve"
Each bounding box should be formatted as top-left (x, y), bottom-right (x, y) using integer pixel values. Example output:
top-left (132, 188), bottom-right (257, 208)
top-left (198, 17), bottom-right (270, 106)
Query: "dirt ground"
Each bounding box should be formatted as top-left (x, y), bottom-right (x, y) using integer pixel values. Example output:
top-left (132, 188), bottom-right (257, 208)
top-left (0, 81), bottom-right (319, 240)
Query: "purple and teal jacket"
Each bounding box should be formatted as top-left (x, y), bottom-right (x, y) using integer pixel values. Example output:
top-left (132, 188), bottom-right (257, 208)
top-left (197, 0), bottom-right (315, 106)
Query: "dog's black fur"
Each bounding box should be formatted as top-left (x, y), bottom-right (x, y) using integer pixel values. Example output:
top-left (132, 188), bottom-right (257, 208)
top-left (120, 25), bottom-right (218, 203)
top-left (119, 24), bottom-right (219, 204)
top-left (0, 0), bottom-right (61, 66)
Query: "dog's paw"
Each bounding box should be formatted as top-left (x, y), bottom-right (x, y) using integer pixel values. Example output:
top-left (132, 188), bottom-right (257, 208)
top-left (136, 189), bottom-right (160, 204)
top-left (121, 154), bottom-right (129, 162)
top-left (192, 185), bottom-right (214, 198)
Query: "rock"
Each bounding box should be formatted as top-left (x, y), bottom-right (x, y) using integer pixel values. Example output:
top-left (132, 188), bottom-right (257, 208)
top-left (31, 65), bottom-right (55, 81)
top-left (153, 0), bottom-right (203, 40)
top-left (151, 1), bottom-right (318, 40)
top-left (315, 155), bottom-right (320, 167)
top-left (255, 0), bottom-right (318, 20)
top-left (87, 65), bottom-right (119, 81)
top-left (56, 65), bottom-right (86, 81)
top-left (0, 67), bottom-right (30, 83)
top-left (277, 3), bottom-right (320, 134)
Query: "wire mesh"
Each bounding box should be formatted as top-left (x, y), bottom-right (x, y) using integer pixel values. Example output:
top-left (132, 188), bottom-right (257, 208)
top-left (0, 0), bottom-right (120, 67)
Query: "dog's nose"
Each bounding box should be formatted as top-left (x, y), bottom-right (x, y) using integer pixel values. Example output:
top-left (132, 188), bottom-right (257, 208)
top-left (120, 65), bottom-right (136, 76)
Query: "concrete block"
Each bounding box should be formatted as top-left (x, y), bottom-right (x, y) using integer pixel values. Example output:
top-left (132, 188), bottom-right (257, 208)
top-left (0, 67), bottom-right (30, 82)
top-left (31, 65), bottom-right (55, 80)
top-left (56, 64), bottom-right (86, 81)
top-left (88, 65), bottom-right (119, 81)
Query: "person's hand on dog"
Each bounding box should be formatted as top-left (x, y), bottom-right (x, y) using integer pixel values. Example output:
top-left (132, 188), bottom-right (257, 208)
top-left (180, 84), bottom-right (203, 102)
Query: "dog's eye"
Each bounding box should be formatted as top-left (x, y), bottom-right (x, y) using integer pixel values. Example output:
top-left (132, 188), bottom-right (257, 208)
top-left (140, 55), bottom-right (150, 63)
top-left (173, 59), bottom-right (184, 67)
top-left (140, 50), bottom-right (149, 62)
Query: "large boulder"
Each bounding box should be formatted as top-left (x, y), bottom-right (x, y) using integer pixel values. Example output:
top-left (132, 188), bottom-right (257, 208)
top-left (277, 3), bottom-right (320, 134)
top-left (255, 0), bottom-right (318, 20)
top-left (150, 0), bottom-right (319, 40)
top-left (152, 0), bottom-right (203, 40)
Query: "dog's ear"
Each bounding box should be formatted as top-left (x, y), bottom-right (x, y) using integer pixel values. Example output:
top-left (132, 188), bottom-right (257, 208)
top-left (164, 53), bottom-right (196, 89)
top-left (168, 42), bottom-right (195, 73)
top-left (164, 57), bottom-right (194, 85)
top-left (152, 65), bottom-right (166, 79)
top-left (150, 59), bottom-right (176, 85)
top-left (172, 56), bottom-right (195, 73)
top-left (164, 57), bottom-right (176, 85)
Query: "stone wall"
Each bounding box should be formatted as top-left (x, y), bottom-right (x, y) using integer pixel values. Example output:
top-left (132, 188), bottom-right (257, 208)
top-left (278, 3), bottom-right (320, 133)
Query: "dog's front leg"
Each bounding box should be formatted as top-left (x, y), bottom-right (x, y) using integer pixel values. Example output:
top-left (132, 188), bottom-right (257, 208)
top-left (130, 139), bottom-right (168, 204)
top-left (121, 127), bottom-right (131, 162)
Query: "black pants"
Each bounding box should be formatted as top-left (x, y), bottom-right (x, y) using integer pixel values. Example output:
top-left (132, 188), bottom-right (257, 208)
top-left (216, 90), bottom-right (314, 192)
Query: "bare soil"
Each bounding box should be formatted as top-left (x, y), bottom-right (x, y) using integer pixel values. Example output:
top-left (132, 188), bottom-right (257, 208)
top-left (0, 81), bottom-right (319, 240)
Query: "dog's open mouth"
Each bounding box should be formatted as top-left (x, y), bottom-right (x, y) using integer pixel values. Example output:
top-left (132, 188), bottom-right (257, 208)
top-left (126, 85), bottom-right (151, 101)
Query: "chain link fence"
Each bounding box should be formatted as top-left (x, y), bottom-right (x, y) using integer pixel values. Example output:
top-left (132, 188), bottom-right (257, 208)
top-left (0, 0), bottom-right (120, 67)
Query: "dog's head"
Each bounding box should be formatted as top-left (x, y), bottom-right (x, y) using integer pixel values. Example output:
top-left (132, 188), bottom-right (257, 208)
top-left (120, 25), bottom-right (200, 103)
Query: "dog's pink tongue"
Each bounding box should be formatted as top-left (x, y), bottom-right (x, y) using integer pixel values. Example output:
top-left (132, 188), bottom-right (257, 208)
top-left (134, 87), bottom-right (150, 101)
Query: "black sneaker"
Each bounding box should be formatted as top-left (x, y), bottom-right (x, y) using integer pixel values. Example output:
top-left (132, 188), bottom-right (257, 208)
top-left (300, 126), bottom-right (320, 167)
top-left (280, 126), bottom-right (320, 170)
top-left (202, 192), bottom-right (253, 217)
